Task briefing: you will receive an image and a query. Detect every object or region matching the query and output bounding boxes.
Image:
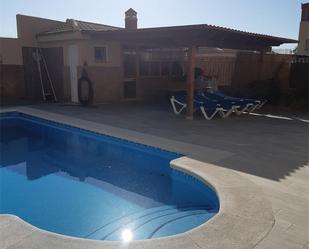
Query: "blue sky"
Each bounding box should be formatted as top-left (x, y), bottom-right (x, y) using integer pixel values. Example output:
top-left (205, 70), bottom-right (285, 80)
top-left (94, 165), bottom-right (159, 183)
top-left (0, 0), bottom-right (303, 48)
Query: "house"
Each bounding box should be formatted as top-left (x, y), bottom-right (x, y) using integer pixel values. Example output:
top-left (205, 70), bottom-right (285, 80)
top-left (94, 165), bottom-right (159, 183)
top-left (0, 9), bottom-right (297, 112)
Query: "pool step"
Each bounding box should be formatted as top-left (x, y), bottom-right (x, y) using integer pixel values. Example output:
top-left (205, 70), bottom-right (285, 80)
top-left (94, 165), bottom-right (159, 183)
top-left (133, 209), bottom-right (216, 240)
top-left (86, 205), bottom-right (217, 240)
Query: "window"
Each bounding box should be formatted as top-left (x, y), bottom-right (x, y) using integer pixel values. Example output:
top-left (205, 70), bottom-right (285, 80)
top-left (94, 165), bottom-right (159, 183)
top-left (171, 61), bottom-right (183, 76)
top-left (137, 49), bottom-right (184, 77)
top-left (139, 61), bottom-right (150, 76)
top-left (139, 61), bottom-right (161, 76)
top-left (149, 62), bottom-right (160, 76)
top-left (124, 53), bottom-right (136, 78)
top-left (161, 62), bottom-right (171, 76)
top-left (94, 47), bottom-right (107, 63)
top-left (305, 39), bottom-right (309, 51)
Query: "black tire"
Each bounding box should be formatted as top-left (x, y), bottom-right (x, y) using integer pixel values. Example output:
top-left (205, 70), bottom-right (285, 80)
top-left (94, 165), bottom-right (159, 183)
top-left (78, 76), bottom-right (94, 106)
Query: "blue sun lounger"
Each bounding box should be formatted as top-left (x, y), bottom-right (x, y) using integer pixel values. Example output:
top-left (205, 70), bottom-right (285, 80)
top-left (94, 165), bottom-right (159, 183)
top-left (202, 92), bottom-right (253, 115)
top-left (170, 93), bottom-right (224, 120)
top-left (203, 91), bottom-right (267, 114)
top-left (194, 94), bottom-right (239, 118)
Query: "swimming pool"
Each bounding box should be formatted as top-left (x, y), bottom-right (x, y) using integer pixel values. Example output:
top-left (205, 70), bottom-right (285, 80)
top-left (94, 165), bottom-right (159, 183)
top-left (0, 112), bottom-right (219, 241)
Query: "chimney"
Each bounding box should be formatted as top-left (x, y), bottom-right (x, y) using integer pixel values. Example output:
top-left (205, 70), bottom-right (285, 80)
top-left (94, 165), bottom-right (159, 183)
top-left (301, 3), bottom-right (309, 22)
top-left (125, 8), bottom-right (137, 29)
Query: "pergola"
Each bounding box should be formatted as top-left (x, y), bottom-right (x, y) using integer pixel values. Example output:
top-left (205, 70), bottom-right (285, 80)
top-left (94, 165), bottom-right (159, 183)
top-left (85, 24), bottom-right (297, 119)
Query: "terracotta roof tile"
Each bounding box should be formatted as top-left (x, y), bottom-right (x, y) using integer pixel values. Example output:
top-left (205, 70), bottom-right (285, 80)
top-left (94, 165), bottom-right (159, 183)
top-left (40, 19), bottom-right (121, 35)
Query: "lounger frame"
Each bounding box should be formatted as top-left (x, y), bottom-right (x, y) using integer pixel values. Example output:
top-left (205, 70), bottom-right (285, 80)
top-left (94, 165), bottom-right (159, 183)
top-left (170, 96), bottom-right (186, 115)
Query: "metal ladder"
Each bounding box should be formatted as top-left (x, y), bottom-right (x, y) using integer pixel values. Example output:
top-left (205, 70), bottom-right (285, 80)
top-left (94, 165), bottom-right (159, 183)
top-left (34, 48), bottom-right (58, 102)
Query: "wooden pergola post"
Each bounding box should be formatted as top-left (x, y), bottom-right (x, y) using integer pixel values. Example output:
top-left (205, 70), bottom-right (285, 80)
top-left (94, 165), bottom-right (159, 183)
top-left (186, 46), bottom-right (197, 119)
top-left (257, 50), bottom-right (264, 80)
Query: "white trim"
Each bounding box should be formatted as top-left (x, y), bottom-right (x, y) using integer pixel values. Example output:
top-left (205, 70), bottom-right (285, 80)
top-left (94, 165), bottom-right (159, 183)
top-left (68, 45), bottom-right (79, 103)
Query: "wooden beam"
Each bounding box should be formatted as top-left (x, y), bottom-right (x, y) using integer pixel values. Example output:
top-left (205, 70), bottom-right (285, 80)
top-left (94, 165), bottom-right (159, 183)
top-left (186, 46), bottom-right (197, 120)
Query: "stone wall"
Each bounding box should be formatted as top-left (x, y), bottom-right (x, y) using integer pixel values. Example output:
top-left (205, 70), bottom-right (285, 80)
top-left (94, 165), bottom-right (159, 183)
top-left (0, 38), bottom-right (25, 103)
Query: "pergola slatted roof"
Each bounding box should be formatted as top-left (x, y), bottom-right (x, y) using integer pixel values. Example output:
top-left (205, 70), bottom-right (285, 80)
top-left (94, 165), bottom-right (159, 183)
top-left (85, 24), bottom-right (297, 50)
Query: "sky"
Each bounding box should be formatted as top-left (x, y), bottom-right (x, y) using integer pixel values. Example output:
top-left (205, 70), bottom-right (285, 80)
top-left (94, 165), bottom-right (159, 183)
top-left (0, 0), bottom-right (303, 48)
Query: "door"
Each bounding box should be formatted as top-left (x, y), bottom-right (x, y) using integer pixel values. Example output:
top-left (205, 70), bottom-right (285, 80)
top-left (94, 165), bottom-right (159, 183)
top-left (123, 50), bottom-right (137, 99)
top-left (68, 45), bottom-right (79, 102)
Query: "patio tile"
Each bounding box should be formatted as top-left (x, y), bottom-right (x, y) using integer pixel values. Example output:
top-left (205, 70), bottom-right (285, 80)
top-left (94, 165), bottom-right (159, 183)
top-left (0, 216), bottom-right (35, 249)
top-left (187, 213), bottom-right (271, 249)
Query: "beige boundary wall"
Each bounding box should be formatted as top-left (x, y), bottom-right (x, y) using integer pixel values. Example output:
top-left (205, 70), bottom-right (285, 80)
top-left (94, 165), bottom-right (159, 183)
top-left (0, 38), bottom-right (23, 65)
top-left (0, 38), bottom-right (24, 100)
top-left (196, 52), bottom-right (292, 91)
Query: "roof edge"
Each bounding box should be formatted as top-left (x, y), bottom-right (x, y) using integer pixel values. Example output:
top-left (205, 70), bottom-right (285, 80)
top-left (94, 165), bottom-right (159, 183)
top-left (85, 24), bottom-right (298, 43)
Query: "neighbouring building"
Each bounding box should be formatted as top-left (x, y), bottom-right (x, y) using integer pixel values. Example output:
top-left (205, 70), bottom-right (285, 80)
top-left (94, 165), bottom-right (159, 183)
top-left (297, 2), bottom-right (309, 56)
top-left (0, 9), bottom-right (297, 105)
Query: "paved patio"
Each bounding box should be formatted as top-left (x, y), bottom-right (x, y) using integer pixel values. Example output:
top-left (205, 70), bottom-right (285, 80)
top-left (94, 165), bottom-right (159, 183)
top-left (2, 103), bottom-right (309, 248)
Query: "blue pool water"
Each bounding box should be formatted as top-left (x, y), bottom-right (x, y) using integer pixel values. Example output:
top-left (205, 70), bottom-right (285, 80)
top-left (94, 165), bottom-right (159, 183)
top-left (0, 112), bottom-right (219, 241)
